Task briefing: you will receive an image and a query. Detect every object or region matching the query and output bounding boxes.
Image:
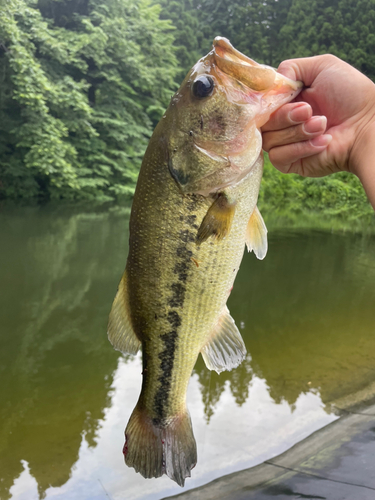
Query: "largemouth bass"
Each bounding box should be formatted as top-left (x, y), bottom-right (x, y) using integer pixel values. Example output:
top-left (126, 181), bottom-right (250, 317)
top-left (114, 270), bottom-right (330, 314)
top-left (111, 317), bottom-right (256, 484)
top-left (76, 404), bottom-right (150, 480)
top-left (108, 37), bottom-right (301, 486)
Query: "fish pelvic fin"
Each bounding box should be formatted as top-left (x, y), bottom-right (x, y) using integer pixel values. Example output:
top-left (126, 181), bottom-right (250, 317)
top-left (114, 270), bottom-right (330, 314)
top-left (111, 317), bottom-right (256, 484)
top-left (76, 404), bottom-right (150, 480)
top-left (196, 193), bottom-right (236, 244)
top-left (201, 306), bottom-right (246, 374)
top-left (107, 271), bottom-right (141, 355)
top-left (246, 205), bottom-right (268, 260)
top-left (124, 405), bottom-right (197, 487)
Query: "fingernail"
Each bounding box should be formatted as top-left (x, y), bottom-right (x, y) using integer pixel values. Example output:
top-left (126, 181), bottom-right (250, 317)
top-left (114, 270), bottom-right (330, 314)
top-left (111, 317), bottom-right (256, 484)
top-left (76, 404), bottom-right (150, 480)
top-left (310, 134), bottom-right (332, 148)
top-left (303, 116), bottom-right (327, 134)
top-left (289, 104), bottom-right (311, 123)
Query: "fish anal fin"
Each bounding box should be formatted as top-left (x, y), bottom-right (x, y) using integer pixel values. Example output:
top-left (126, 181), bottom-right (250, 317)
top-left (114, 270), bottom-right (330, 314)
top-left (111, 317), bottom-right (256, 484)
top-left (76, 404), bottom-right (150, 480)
top-left (125, 405), bottom-right (197, 487)
top-left (246, 205), bottom-right (268, 260)
top-left (201, 306), bottom-right (246, 374)
top-left (108, 272), bottom-right (141, 355)
top-left (196, 193), bottom-right (236, 244)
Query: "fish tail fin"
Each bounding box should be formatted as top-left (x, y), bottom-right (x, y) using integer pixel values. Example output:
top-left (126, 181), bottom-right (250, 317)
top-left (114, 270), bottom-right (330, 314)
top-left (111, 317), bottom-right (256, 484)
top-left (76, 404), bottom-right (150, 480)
top-left (124, 404), bottom-right (197, 487)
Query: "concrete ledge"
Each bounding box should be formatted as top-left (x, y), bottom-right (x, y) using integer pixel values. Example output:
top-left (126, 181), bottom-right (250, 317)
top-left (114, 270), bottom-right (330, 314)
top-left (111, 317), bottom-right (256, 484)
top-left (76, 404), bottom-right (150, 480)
top-left (164, 402), bottom-right (375, 500)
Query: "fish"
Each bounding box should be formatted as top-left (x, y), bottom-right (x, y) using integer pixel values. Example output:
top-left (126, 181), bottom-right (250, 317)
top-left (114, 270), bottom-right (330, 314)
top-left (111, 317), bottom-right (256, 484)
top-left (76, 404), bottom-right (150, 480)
top-left (107, 37), bottom-right (302, 486)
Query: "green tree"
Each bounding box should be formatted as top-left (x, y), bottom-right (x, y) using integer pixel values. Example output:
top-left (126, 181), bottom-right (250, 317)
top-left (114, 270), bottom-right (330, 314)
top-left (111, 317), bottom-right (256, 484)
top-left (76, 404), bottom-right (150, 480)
top-left (193, 0), bottom-right (293, 66)
top-left (0, 0), bottom-right (178, 201)
top-left (277, 0), bottom-right (375, 80)
top-left (1, 0), bottom-right (374, 213)
top-left (158, 0), bottom-right (202, 80)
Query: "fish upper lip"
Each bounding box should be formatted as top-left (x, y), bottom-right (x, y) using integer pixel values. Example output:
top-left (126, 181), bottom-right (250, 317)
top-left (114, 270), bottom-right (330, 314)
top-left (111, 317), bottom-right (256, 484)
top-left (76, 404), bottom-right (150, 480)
top-left (212, 37), bottom-right (276, 91)
top-left (213, 37), bottom-right (258, 67)
top-left (212, 37), bottom-right (302, 94)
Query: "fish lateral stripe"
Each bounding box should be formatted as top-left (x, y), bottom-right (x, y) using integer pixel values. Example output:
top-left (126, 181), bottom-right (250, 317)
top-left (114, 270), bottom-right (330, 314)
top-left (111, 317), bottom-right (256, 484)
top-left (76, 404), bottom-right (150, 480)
top-left (154, 326), bottom-right (179, 421)
top-left (153, 226), bottom-right (196, 420)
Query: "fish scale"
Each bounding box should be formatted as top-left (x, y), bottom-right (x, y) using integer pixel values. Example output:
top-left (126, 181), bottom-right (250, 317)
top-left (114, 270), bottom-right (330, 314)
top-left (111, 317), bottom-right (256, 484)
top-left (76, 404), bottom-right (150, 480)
top-left (108, 36), bottom-right (302, 486)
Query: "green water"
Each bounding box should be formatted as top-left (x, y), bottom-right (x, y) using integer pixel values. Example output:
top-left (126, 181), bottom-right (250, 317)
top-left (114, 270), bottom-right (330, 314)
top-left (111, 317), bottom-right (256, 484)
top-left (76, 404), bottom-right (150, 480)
top-left (0, 205), bottom-right (375, 500)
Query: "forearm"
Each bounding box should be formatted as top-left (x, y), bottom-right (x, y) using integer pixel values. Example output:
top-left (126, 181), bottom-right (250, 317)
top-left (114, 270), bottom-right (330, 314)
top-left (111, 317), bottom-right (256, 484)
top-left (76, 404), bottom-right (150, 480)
top-left (352, 120), bottom-right (375, 210)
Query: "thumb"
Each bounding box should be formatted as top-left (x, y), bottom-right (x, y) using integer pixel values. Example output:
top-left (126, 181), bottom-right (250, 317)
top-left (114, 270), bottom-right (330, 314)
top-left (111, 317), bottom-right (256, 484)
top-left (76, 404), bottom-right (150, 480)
top-left (277, 55), bottom-right (331, 87)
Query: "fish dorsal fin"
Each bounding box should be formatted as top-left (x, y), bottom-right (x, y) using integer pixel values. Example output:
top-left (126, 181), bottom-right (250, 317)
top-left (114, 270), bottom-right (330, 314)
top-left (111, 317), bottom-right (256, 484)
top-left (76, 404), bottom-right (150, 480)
top-left (201, 306), bottom-right (246, 374)
top-left (108, 272), bottom-right (141, 355)
top-left (246, 205), bottom-right (268, 260)
top-left (196, 193), bottom-right (236, 244)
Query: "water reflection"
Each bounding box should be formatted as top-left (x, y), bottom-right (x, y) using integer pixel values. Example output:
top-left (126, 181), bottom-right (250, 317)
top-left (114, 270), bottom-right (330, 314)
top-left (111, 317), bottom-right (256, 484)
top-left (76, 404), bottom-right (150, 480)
top-left (0, 206), bottom-right (374, 499)
top-left (233, 230), bottom-right (375, 407)
top-left (0, 206), bottom-right (127, 499)
top-left (193, 353), bottom-right (253, 422)
top-left (7, 358), bottom-right (335, 500)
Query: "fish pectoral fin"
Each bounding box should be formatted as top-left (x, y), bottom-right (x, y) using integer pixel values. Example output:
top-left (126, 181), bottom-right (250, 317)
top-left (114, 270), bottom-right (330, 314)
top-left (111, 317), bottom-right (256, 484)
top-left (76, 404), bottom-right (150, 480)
top-left (196, 193), bottom-right (236, 244)
top-left (245, 205), bottom-right (268, 260)
top-left (201, 306), bottom-right (246, 374)
top-left (107, 271), bottom-right (141, 355)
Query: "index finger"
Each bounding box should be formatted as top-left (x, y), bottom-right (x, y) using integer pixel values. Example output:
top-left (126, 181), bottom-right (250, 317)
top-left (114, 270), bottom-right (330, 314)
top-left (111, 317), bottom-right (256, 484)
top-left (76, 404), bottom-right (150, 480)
top-left (262, 102), bottom-right (312, 132)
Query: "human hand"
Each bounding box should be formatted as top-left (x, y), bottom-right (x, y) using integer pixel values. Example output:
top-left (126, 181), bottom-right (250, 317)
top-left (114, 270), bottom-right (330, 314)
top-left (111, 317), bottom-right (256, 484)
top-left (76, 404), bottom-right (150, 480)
top-left (262, 55), bottom-right (375, 180)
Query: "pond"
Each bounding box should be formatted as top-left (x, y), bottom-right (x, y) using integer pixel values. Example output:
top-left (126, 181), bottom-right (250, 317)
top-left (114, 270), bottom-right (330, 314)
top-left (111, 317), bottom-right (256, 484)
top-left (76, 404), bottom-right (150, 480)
top-left (1, 205), bottom-right (375, 500)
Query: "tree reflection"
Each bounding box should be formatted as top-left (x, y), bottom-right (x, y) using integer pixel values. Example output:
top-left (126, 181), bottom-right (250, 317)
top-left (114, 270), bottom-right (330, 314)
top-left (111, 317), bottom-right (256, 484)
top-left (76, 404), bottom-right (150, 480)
top-left (194, 354), bottom-right (253, 422)
top-left (230, 230), bottom-right (375, 407)
top-left (1, 208), bottom-right (375, 499)
top-left (0, 206), bottom-right (130, 499)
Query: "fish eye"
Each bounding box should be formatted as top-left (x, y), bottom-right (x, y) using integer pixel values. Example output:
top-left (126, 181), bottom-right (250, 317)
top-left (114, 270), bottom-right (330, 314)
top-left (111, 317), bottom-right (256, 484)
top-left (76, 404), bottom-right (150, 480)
top-left (192, 76), bottom-right (214, 98)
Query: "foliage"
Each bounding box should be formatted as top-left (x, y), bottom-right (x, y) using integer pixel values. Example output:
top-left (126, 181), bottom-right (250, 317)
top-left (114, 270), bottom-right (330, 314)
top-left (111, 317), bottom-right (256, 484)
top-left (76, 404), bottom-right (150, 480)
top-left (259, 156), bottom-right (373, 219)
top-left (0, 0), bottom-right (374, 215)
top-left (0, 0), bottom-right (177, 201)
top-left (277, 0), bottom-right (375, 80)
top-left (158, 0), bottom-right (202, 82)
top-left (193, 0), bottom-right (375, 78)
top-left (193, 0), bottom-right (293, 66)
